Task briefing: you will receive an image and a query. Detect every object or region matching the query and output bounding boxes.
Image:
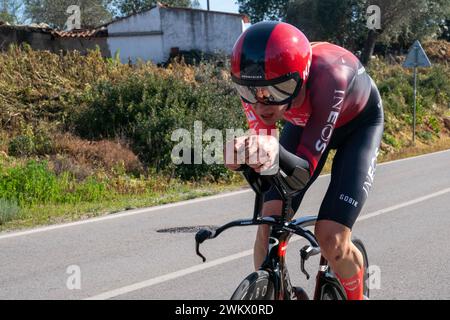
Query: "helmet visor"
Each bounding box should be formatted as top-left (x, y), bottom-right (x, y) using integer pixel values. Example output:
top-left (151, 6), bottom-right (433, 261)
top-left (232, 73), bottom-right (302, 105)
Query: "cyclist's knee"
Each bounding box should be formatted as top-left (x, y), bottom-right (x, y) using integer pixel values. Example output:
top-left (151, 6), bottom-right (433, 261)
top-left (254, 226), bottom-right (269, 270)
top-left (254, 200), bottom-right (283, 267)
top-left (315, 220), bottom-right (352, 264)
top-left (255, 200), bottom-right (282, 247)
top-left (261, 200), bottom-right (283, 217)
top-left (256, 223), bottom-right (268, 235)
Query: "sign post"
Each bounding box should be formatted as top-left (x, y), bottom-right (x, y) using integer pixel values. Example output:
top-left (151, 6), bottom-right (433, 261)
top-left (402, 40), bottom-right (431, 145)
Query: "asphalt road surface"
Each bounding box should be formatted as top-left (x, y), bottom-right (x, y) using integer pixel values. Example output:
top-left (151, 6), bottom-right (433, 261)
top-left (0, 150), bottom-right (449, 300)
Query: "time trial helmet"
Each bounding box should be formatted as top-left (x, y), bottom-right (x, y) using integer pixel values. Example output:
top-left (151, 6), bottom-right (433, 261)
top-left (231, 21), bottom-right (312, 106)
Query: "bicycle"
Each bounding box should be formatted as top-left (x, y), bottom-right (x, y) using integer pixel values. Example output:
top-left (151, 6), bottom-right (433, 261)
top-left (195, 165), bottom-right (370, 300)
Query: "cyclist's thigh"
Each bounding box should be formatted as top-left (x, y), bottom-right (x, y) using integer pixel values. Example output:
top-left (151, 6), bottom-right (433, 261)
top-left (317, 117), bottom-right (384, 229)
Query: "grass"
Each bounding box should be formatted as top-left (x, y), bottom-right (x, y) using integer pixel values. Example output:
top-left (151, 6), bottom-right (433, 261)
top-left (0, 198), bottom-right (21, 225)
top-left (377, 134), bottom-right (450, 163)
top-left (0, 177), bottom-right (245, 232)
top-left (321, 134), bottom-right (450, 174)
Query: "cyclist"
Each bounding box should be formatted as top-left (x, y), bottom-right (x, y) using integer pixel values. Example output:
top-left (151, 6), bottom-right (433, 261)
top-left (224, 21), bottom-right (384, 300)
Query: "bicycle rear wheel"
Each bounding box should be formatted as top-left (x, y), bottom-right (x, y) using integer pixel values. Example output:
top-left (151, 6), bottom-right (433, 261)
top-left (352, 238), bottom-right (370, 298)
top-left (230, 270), bottom-right (275, 300)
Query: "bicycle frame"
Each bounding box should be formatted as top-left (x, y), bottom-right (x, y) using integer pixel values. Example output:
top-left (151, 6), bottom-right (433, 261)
top-left (195, 167), bottom-right (347, 300)
top-left (195, 211), bottom-right (319, 299)
top-left (260, 216), bottom-right (308, 300)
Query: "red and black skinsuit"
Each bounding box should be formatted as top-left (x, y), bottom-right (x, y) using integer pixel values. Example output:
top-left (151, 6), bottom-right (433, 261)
top-left (242, 42), bottom-right (384, 228)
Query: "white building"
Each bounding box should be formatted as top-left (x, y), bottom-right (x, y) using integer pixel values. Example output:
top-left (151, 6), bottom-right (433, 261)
top-left (105, 3), bottom-right (249, 64)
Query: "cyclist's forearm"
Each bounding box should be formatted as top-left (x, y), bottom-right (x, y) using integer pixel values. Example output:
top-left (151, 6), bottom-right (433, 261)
top-left (279, 145), bottom-right (311, 190)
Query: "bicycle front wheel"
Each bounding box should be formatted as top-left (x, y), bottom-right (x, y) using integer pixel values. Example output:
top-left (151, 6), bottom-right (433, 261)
top-left (230, 270), bottom-right (275, 300)
top-left (318, 238), bottom-right (370, 300)
top-left (320, 283), bottom-right (345, 300)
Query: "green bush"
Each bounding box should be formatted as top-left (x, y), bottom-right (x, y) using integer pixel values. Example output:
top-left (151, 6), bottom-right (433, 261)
top-left (383, 132), bottom-right (401, 148)
top-left (33, 127), bottom-right (54, 155)
top-left (427, 116), bottom-right (441, 134)
top-left (7, 125), bottom-right (54, 157)
top-left (0, 160), bottom-right (62, 206)
top-left (421, 67), bottom-right (450, 105)
top-left (0, 198), bottom-right (21, 225)
top-left (72, 66), bottom-right (245, 181)
top-left (8, 135), bottom-right (35, 157)
top-left (58, 173), bottom-right (109, 204)
top-left (417, 131), bottom-right (434, 141)
top-left (0, 160), bottom-right (110, 207)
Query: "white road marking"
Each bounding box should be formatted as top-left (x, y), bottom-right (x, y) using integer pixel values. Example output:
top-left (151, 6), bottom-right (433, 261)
top-left (85, 249), bottom-right (254, 300)
top-left (379, 148), bottom-right (450, 166)
top-left (85, 187), bottom-right (450, 300)
top-left (1, 149), bottom-right (448, 240)
top-left (0, 189), bottom-right (251, 240)
top-left (357, 187), bottom-right (450, 222)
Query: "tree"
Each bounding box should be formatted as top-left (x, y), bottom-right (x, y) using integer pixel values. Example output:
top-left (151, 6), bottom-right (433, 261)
top-left (359, 0), bottom-right (450, 65)
top-left (24, 0), bottom-right (113, 29)
top-left (112, 0), bottom-right (193, 17)
top-left (0, 0), bottom-right (22, 24)
top-left (286, 0), bottom-right (367, 51)
top-left (286, 0), bottom-right (450, 65)
top-left (439, 19), bottom-right (450, 41)
top-left (236, 0), bottom-right (289, 23)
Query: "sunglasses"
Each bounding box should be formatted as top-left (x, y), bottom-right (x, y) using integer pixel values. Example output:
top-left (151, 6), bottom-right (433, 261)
top-left (232, 72), bottom-right (303, 105)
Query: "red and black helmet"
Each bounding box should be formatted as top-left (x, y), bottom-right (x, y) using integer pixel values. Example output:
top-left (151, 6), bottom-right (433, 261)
top-left (231, 21), bottom-right (312, 106)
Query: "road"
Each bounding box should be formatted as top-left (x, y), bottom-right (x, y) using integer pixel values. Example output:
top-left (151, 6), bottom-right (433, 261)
top-left (0, 150), bottom-right (449, 300)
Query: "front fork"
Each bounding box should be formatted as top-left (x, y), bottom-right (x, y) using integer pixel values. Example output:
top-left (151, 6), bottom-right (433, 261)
top-left (313, 256), bottom-right (331, 300)
top-left (260, 226), bottom-right (296, 300)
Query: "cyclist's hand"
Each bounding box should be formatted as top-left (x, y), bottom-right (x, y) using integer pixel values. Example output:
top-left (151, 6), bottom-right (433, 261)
top-left (224, 136), bottom-right (247, 171)
top-left (224, 135), bottom-right (279, 174)
top-left (244, 135), bottom-right (279, 175)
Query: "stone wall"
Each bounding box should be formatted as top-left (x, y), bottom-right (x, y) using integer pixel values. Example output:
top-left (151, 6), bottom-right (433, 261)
top-left (159, 7), bottom-right (244, 63)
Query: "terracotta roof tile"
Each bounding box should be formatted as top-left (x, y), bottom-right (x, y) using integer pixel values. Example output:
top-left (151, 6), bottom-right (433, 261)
top-left (0, 24), bottom-right (107, 38)
top-left (50, 28), bottom-right (107, 38)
